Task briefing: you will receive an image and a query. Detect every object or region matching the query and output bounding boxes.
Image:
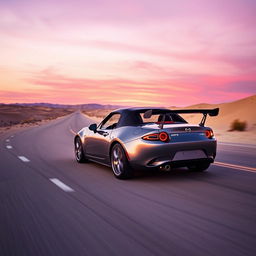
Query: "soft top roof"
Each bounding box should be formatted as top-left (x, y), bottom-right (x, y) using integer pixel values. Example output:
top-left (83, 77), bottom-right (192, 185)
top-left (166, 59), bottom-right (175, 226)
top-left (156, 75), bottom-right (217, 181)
top-left (112, 108), bottom-right (185, 127)
top-left (113, 107), bottom-right (219, 117)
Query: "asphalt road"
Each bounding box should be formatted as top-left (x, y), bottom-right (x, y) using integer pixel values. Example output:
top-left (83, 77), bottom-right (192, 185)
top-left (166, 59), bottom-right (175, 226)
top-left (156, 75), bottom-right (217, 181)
top-left (1, 112), bottom-right (256, 256)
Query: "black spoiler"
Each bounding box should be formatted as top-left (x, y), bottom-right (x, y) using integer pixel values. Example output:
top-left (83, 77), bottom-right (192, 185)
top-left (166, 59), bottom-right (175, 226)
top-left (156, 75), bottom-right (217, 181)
top-left (169, 108), bottom-right (219, 117)
top-left (144, 108), bottom-right (219, 127)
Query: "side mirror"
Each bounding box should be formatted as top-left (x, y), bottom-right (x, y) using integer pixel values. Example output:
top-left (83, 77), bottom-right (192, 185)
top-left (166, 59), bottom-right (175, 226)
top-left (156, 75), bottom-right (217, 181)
top-left (89, 123), bottom-right (97, 132)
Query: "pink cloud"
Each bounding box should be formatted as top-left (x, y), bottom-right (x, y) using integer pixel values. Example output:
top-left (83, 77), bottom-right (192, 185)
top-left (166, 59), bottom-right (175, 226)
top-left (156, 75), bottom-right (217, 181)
top-left (18, 69), bottom-right (254, 106)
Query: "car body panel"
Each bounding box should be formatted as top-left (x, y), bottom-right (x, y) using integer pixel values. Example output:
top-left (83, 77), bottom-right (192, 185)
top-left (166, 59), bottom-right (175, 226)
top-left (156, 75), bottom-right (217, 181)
top-left (75, 107), bottom-right (218, 170)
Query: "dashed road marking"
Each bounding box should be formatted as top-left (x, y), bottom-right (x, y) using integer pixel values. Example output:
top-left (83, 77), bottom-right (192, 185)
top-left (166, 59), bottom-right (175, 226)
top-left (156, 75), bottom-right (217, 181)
top-left (18, 156), bottom-right (30, 162)
top-left (6, 145), bottom-right (13, 149)
top-left (214, 161), bottom-right (256, 173)
top-left (6, 139), bottom-right (10, 142)
top-left (69, 128), bottom-right (76, 135)
top-left (50, 178), bottom-right (74, 192)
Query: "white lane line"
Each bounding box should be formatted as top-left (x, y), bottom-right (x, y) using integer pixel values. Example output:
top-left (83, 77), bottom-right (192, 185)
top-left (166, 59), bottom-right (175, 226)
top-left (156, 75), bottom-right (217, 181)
top-left (18, 156), bottom-right (30, 162)
top-left (6, 139), bottom-right (10, 142)
top-left (213, 161), bottom-right (256, 173)
top-left (50, 178), bottom-right (74, 192)
top-left (69, 128), bottom-right (77, 135)
top-left (6, 145), bottom-right (13, 149)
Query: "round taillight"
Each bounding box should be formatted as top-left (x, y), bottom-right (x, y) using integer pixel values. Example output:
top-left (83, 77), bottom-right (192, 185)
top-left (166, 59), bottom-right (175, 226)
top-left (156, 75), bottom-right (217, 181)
top-left (159, 132), bottom-right (169, 142)
top-left (205, 130), bottom-right (213, 139)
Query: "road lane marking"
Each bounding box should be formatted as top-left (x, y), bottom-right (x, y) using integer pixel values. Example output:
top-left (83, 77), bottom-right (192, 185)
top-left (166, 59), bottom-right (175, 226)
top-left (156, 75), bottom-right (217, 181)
top-left (69, 128), bottom-right (76, 135)
top-left (6, 139), bottom-right (10, 142)
top-left (18, 156), bottom-right (30, 162)
top-left (6, 145), bottom-right (13, 149)
top-left (50, 178), bottom-right (74, 192)
top-left (213, 161), bottom-right (256, 173)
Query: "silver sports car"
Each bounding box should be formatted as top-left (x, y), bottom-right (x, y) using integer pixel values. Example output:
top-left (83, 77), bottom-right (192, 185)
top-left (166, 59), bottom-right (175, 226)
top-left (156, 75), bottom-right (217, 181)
top-left (74, 107), bottom-right (219, 179)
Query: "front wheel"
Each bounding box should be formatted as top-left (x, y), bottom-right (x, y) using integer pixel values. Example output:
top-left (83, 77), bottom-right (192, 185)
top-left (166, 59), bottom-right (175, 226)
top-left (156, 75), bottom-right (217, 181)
top-left (74, 137), bottom-right (88, 163)
top-left (187, 162), bottom-right (210, 172)
top-left (111, 144), bottom-right (133, 179)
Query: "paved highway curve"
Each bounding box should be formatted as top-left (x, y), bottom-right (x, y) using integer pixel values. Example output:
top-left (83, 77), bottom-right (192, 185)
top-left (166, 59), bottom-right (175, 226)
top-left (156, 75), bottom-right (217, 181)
top-left (0, 112), bottom-right (256, 256)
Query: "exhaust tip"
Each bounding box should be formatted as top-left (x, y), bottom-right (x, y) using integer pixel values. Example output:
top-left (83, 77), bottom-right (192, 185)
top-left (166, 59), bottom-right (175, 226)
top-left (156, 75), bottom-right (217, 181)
top-left (160, 164), bottom-right (171, 171)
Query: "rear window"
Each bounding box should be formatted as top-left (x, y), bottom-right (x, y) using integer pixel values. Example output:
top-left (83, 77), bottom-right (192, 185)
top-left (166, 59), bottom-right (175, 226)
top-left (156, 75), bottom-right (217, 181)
top-left (139, 113), bottom-right (186, 124)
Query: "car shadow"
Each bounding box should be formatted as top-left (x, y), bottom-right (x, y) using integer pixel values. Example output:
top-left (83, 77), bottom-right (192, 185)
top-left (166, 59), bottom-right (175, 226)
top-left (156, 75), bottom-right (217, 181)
top-left (134, 167), bottom-right (212, 181)
top-left (66, 157), bottom-right (213, 182)
top-left (87, 161), bottom-right (213, 182)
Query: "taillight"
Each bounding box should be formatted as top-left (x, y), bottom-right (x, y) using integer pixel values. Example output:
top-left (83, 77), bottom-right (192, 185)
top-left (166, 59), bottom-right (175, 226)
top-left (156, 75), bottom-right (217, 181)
top-left (142, 133), bottom-right (159, 141)
top-left (205, 129), bottom-right (214, 139)
top-left (159, 132), bottom-right (169, 142)
top-left (142, 132), bottom-right (170, 142)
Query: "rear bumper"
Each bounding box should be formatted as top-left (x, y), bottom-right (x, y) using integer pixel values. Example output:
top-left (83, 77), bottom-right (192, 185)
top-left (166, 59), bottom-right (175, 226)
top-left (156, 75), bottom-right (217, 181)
top-left (168, 158), bottom-right (214, 168)
top-left (124, 139), bottom-right (217, 169)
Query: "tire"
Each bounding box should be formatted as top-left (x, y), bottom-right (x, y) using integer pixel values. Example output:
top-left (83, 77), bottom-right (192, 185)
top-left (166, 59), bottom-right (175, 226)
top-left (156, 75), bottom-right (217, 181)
top-left (74, 137), bottom-right (88, 163)
top-left (187, 162), bottom-right (210, 172)
top-left (111, 144), bottom-right (133, 179)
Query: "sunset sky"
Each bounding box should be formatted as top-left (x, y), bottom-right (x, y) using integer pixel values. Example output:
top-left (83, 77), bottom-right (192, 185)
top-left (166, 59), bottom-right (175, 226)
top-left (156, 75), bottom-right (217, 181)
top-left (0, 0), bottom-right (255, 106)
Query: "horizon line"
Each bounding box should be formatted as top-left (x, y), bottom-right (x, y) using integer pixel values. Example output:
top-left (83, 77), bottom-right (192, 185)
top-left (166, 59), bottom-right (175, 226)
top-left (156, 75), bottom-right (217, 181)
top-left (0, 94), bottom-right (255, 108)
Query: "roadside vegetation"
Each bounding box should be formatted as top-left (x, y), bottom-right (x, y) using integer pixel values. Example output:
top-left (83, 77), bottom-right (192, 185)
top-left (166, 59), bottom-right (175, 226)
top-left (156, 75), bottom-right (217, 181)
top-left (0, 105), bottom-right (75, 127)
top-left (229, 119), bottom-right (247, 131)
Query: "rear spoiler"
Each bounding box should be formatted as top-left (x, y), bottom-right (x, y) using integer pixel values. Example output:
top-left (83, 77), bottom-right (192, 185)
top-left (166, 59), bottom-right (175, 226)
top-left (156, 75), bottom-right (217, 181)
top-left (169, 108), bottom-right (219, 117)
top-left (169, 108), bottom-right (219, 127)
top-left (144, 108), bottom-right (219, 127)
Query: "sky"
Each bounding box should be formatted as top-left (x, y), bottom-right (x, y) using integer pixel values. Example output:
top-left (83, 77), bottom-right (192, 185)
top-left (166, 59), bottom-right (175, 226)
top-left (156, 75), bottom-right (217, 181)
top-left (0, 0), bottom-right (255, 106)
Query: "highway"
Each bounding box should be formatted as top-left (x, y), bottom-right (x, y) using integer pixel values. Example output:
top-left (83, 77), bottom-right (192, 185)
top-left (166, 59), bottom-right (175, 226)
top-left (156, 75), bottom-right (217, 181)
top-left (1, 112), bottom-right (256, 256)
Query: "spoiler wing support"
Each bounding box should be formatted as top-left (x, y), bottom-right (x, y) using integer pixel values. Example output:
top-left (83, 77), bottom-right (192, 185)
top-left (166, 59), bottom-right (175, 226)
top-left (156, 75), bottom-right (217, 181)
top-left (199, 113), bottom-right (207, 127)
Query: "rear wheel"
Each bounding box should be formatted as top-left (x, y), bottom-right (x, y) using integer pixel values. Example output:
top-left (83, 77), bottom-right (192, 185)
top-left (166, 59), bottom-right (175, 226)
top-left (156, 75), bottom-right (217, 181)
top-left (75, 137), bottom-right (88, 163)
top-left (111, 144), bottom-right (133, 179)
top-left (187, 162), bottom-right (210, 172)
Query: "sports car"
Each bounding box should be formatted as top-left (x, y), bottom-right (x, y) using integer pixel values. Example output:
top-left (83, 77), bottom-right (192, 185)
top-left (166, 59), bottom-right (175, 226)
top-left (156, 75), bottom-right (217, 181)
top-left (74, 107), bottom-right (219, 179)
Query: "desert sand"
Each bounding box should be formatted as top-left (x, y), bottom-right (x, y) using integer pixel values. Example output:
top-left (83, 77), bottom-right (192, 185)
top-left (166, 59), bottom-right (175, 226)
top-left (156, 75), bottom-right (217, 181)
top-left (0, 105), bottom-right (75, 127)
top-left (175, 95), bottom-right (256, 145)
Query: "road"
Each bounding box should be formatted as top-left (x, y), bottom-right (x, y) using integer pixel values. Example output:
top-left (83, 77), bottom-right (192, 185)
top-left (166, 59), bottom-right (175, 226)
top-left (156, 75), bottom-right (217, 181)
top-left (1, 112), bottom-right (256, 256)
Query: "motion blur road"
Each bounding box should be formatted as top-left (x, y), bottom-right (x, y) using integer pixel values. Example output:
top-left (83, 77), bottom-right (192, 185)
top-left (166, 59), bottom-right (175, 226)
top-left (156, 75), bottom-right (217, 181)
top-left (1, 112), bottom-right (256, 256)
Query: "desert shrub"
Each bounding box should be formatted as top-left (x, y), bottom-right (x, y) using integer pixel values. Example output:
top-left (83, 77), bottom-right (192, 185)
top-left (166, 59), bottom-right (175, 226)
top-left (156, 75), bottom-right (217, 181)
top-left (20, 118), bottom-right (41, 124)
top-left (230, 119), bottom-right (247, 131)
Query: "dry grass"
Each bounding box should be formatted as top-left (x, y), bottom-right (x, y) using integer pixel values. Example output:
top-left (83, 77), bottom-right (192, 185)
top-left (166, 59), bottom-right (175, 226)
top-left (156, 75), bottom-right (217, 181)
top-left (0, 105), bottom-right (75, 127)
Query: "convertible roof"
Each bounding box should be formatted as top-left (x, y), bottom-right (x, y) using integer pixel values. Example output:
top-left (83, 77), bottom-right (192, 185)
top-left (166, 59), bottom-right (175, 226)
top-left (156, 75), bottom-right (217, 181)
top-left (113, 107), bottom-right (185, 127)
top-left (113, 107), bottom-right (219, 117)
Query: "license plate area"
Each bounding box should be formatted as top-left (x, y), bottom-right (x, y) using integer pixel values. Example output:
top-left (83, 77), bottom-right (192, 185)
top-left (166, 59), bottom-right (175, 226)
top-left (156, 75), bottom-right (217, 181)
top-left (173, 150), bottom-right (206, 161)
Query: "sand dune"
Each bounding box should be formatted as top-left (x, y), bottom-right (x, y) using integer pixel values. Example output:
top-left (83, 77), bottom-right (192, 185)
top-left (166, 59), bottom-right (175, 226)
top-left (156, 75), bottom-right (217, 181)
top-left (174, 95), bottom-right (256, 131)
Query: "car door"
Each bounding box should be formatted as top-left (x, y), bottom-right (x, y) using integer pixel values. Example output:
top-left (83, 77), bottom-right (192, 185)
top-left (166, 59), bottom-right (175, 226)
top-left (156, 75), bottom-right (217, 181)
top-left (86, 113), bottom-right (121, 161)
